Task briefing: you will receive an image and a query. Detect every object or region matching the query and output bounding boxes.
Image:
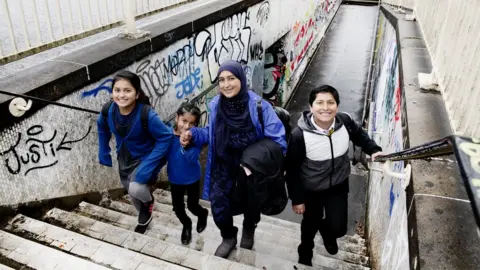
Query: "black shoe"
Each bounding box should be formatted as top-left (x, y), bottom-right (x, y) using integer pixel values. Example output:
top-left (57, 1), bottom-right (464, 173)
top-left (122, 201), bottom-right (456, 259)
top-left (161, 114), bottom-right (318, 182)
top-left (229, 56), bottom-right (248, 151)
top-left (214, 236), bottom-right (237, 258)
top-left (323, 237), bottom-right (338, 255)
top-left (138, 201), bottom-right (153, 226)
top-left (181, 226), bottom-right (192, 245)
top-left (196, 209), bottom-right (208, 233)
top-left (134, 223), bottom-right (149, 234)
top-left (240, 227), bottom-right (255, 249)
top-left (297, 245), bottom-right (313, 266)
top-left (298, 257), bottom-right (313, 267)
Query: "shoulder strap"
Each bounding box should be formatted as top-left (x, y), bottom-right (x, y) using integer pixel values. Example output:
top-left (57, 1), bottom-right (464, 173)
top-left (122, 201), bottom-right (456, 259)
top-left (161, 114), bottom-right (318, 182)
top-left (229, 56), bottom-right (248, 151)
top-left (337, 112), bottom-right (354, 136)
top-left (257, 100), bottom-right (264, 132)
top-left (101, 100), bottom-right (114, 127)
top-left (140, 104), bottom-right (150, 131)
top-left (337, 112), bottom-right (359, 165)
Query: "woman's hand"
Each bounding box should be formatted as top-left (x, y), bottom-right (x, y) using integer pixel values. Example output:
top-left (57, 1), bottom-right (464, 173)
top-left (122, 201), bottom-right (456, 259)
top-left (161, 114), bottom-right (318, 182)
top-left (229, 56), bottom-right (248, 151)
top-left (371, 151), bottom-right (386, 162)
top-left (180, 130), bottom-right (192, 147)
top-left (292, 204), bottom-right (305, 215)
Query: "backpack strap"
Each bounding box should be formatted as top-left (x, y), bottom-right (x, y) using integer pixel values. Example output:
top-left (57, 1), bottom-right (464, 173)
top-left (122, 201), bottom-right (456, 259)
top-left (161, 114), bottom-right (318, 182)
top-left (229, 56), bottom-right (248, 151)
top-left (140, 104), bottom-right (150, 131)
top-left (257, 100), bottom-right (264, 133)
top-left (337, 112), bottom-right (358, 165)
top-left (101, 100), bottom-right (114, 127)
top-left (337, 112), bottom-right (354, 136)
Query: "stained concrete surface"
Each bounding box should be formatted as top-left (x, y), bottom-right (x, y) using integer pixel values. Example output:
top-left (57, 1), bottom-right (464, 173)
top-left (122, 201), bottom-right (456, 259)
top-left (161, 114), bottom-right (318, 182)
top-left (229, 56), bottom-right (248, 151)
top-left (274, 4), bottom-right (378, 236)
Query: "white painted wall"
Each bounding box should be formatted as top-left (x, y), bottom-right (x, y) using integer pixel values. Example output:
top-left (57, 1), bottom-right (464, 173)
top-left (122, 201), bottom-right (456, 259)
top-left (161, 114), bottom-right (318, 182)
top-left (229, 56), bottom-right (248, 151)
top-left (383, 0), bottom-right (480, 138)
top-left (0, 0), bottom-right (341, 206)
top-left (366, 12), bottom-right (409, 270)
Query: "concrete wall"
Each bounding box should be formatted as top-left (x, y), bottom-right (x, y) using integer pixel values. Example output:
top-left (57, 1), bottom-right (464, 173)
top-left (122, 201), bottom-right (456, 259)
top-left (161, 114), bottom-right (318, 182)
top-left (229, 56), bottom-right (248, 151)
top-left (374, 5), bottom-right (480, 269)
top-left (381, 0), bottom-right (415, 9)
top-left (366, 11), bottom-right (409, 270)
top-left (382, 0), bottom-right (480, 139)
top-left (0, 0), bottom-right (341, 206)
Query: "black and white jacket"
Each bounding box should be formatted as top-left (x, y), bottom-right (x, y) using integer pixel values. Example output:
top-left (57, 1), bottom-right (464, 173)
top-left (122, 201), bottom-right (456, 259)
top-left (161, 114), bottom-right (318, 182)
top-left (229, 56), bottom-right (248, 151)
top-left (285, 111), bottom-right (382, 205)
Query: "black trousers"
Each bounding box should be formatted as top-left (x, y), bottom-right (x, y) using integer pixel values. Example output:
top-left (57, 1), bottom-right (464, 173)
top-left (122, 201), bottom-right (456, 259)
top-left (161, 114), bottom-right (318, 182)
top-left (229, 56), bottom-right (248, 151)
top-left (216, 171), bottom-right (261, 239)
top-left (170, 181), bottom-right (207, 228)
top-left (298, 179), bottom-right (349, 257)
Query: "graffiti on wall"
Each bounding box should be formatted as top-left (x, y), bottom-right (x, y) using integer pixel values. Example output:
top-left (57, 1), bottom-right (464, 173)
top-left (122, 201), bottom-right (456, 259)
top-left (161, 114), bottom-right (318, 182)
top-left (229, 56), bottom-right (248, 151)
top-left (195, 11), bottom-right (252, 83)
top-left (256, 2), bottom-right (270, 27)
top-left (287, 0), bottom-right (338, 76)
top-left (79, 0), bottom-right (345, 113)
top-left (1, 0), bottom-right (344, 207)
top-left (82, 10), bottom-right (253, 110)
top-left (81, 79), bottom-right (113, 98)
top-left (367, 12), bottom-right (409, 270)
top-left (263, 41), bottom-right (288, 106)
top-left (0, 125), bottom-right (92, 176)
top-left (289, 18), bottom-right (315, 73)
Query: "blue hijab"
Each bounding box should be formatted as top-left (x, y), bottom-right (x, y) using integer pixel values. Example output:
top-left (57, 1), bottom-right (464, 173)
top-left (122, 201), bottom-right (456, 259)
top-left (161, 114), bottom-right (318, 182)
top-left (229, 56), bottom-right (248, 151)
top-left (215, 60), bottom-right (253, 158)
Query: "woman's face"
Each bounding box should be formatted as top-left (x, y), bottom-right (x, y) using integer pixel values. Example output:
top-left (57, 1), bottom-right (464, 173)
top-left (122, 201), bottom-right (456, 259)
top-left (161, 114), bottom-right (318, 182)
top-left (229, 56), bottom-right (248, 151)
top-left (218, 71), bottom-right (242, 98)
top-left (112, 79), bottom-right (138, 109)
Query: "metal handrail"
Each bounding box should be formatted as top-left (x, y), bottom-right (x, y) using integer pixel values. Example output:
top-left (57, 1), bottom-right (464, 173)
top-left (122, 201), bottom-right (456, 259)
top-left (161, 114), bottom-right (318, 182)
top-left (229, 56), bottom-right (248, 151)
top-left (374, 135), bottom-right (480, 228)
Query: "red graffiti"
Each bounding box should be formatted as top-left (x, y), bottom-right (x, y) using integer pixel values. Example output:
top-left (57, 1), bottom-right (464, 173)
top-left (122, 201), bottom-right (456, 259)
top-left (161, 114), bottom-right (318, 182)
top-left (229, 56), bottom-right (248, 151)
top-left (394, 77), bottom-right (401, 121)
top-left (291, 33), bottom-right (314, 71)
top-left (293, 19), bottom-right (315, 47)
top-left (325, 0), bottom-right (330, 11)
top-left (290, 18), bottom-right (315, 71)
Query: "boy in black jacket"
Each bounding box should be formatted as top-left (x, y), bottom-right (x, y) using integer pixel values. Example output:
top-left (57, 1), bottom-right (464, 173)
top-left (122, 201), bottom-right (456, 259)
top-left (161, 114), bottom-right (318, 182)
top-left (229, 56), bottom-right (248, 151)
top-left (285, 85), bottom-right (384, 266)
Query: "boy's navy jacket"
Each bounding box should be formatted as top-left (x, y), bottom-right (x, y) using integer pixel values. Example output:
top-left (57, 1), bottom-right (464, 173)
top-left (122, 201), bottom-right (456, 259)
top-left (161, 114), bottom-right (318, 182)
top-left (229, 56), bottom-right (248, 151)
top-left (167, 135), bottom-right (202, 185)
top-left (97, 103), bottom-right (173, 184)
top-left (190, 90), bottom-right (287, 200)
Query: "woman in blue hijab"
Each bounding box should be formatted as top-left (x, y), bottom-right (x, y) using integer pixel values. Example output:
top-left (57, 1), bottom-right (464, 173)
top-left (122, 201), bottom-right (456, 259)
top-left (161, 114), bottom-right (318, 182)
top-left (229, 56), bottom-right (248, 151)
top-left (180, 60), bottom-right (287, 258)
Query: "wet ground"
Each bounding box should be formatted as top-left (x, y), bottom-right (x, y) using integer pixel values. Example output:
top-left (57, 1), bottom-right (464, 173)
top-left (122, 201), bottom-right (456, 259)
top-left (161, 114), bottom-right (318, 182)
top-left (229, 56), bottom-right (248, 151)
top-left (274, 4), bottom-right (379, 236)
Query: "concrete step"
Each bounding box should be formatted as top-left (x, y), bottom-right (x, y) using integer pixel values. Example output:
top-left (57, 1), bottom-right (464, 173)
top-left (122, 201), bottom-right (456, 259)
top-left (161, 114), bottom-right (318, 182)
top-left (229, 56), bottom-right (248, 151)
top-left (75, 202), bottom-right (320, 270)
top-left (116, 197), bottom-right (369, 267)
top-left (0, 230), bottom-right (110, 270)
top-left (4, 214), bottom-right (189, 270)
top-left (94, 200), bottom-right (370, 270)
top-left (44, 208), bottom-right (257, 270)
top-left (151, 189), bottom-right (367, 250)
top-left (0, 264), bottom-right (14, 270)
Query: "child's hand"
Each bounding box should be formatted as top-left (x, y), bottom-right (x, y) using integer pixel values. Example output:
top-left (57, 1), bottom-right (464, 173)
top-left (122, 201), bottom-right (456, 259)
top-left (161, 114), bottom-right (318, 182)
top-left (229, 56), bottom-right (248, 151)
top-left (371, 151), bottom-right (386, 162)
top-left (180, 130), bottom-right (192, 147)
top-left (292, 204), bottom-right (305, 215)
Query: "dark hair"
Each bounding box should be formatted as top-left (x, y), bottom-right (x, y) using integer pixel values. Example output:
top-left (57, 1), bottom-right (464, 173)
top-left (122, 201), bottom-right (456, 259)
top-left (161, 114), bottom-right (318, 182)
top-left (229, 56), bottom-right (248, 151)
top-left (308, 85), bottom-right (340, 106)
top-left (176, 102), bottom-right (201, 126)
top-left (112, 70), bottom-right (150, 105)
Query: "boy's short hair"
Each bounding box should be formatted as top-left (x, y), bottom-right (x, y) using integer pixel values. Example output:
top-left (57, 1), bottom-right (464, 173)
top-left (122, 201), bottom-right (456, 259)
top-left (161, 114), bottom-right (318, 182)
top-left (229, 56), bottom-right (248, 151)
top-left (308, 85), bottom-right (340, 106)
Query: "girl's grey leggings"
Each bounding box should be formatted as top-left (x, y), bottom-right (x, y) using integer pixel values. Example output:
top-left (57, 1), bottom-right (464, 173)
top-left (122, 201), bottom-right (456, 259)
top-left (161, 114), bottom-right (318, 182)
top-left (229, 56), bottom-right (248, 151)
top-left (120, 167), bottom-right (153, 213)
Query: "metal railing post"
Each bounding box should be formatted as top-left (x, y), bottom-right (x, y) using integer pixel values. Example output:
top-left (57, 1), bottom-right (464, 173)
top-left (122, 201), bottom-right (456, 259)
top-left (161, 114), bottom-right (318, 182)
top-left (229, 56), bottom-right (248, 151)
top-left (124, 0), bottom-right (137, 34)
top-left (119, 0), bottom-right (150, 39)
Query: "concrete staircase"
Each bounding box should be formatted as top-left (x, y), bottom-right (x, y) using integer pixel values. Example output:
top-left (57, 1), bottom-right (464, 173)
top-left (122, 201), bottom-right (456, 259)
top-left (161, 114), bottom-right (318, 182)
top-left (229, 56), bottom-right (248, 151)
top-left (0, 189), bottom-right (370, 269)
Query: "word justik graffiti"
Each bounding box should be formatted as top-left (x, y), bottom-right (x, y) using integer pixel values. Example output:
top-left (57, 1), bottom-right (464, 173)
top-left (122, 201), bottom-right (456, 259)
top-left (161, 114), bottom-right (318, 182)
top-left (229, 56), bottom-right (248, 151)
top-left (0, 125), bottom-right (92, 176)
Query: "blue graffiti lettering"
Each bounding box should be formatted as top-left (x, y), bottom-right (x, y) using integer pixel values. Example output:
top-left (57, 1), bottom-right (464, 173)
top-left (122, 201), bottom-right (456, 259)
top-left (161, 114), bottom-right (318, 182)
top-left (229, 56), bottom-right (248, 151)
top-left (175, 68), bottom-right (203, 99)
top-left (389, 182), bottom-right (395, 216)
top-left (81, 79), bottom-right (113, 98)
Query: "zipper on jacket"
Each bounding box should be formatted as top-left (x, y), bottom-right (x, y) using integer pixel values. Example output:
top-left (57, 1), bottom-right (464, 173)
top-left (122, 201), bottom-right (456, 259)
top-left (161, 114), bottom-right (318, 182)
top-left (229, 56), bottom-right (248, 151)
top-left (328, 135), bottom-right (334, 188)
